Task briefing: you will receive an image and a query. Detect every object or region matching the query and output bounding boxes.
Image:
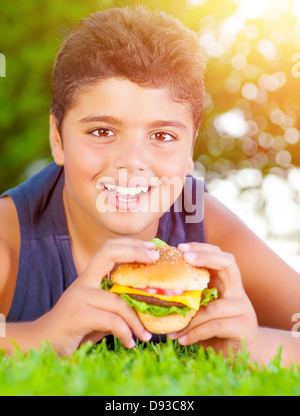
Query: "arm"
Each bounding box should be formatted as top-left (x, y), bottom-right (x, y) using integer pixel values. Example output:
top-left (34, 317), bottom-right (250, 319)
top-left (258, 327), bottom-right (300, 367)
top-left (0, 196), bottom-right (20, 317)
top-left (0, 321), bottom-right (44, 354)
top-left (204, 193), bottom-right (300, 330)
top-left (0, 197), bottom-right (41, 353)
top-left (0, 238), bottom-right (157, 355)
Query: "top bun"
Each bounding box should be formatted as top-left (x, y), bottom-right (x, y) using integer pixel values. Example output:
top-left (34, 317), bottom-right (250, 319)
top-left (110, 245), bottom-right (210, 291)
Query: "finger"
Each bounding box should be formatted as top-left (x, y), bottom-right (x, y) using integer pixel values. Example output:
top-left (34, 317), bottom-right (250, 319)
top-left (83, 306), bottom-right (137, 349)
top-left (169, 298), bottom-right (244, 339)
top-left (85, 289), bottom-right (152, 342)
top-left (179, 247), bottom-right (243, 297)
top-left (79, 238), bottom-right (160, 287)
top-left (80, 331), bottom-right (110, 346)
top-left (178, 242), bottom-right (221, 253)
top-left (195, 338), bottom-right (228, 355)
top-left (106, 238), bottom-right (155, 249)
top-left (177, 316), bottom-right (245, 346)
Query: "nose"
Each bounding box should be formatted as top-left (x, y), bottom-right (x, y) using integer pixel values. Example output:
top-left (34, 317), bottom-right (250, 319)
top-left (114, 134), bottom-right (149, 173)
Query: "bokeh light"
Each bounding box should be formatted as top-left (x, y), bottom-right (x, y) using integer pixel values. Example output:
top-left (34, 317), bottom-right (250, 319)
top-left (193, 0), bottom-right (300, 178)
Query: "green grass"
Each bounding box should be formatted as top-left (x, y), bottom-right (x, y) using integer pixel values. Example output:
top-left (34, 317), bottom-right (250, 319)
top-left (0, 338), bottom-right (300, 396)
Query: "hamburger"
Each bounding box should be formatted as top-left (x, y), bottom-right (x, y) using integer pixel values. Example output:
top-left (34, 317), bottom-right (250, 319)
top-left (105, 238), bottom-right (218, 334)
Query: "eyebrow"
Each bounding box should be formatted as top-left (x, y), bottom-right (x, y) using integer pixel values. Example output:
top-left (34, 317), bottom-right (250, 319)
top-left (78, 115), bottom-right (188, 131)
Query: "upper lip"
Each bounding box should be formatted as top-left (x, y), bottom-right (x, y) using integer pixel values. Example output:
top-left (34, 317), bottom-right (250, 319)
top-left (98, 179), bottom-right (160, 188)
top-left (96, 176), bottom-right (161, 190)
top-left (102, 182), bottom-right (151, 188)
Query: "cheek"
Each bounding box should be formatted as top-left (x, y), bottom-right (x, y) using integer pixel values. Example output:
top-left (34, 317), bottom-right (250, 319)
top-left (62, 136), bottom-right (110, 205)
top-left (156, 155), bottom-right (192, 206)
top-left (154, 150), bottom-right (191, 179)
top-left (63, 136), bottom-right (108, 176)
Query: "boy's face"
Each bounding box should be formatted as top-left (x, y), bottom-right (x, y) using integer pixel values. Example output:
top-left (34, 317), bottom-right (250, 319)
top-left (50, 78), bottom-right (195, 238)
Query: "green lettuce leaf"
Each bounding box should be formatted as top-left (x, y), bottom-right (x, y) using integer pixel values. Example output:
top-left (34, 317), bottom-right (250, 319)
top-left (120, 293), bottom-right (191, 317)
top-left (200, 287), bottom-right (219, 306)
top-left (149, 238), bottom-right (168, 247)
top-left (121, 287), bottom-right (218, 318)
top-left (101, 276), bottom-right (112, 291)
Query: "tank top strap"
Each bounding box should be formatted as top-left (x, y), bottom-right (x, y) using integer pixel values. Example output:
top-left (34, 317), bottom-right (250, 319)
top-left (156, 174), bottom-right (206, 246)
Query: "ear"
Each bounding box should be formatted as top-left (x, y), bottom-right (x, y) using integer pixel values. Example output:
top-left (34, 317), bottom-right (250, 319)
top-left (186, 140), bottom-right (194, 176)
top-left (187, 155), bottom-right (194, 176)
top-left (49, 113), bottom-right (64, 166)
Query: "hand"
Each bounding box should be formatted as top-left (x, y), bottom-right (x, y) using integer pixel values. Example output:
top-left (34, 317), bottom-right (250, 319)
top-left (34, 238), bottom-right (159, 356)
top-left (169, 243), bottom-right (260, 360)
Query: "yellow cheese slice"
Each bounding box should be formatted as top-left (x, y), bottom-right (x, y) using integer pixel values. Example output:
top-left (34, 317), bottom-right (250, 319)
top-left (110, 284), bottom-right (202, 310)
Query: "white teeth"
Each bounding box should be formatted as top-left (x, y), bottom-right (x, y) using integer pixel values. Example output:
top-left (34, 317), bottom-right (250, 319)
top-left (104, 184), bottom-right (149, 196)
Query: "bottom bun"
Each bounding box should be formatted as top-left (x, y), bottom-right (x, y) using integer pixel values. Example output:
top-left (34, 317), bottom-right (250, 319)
top-left (138, 309), bottom-right (197, 334)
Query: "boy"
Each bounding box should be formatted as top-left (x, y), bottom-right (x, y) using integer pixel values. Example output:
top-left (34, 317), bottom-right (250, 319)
top-left (0, 6), bottom-right (300, 365)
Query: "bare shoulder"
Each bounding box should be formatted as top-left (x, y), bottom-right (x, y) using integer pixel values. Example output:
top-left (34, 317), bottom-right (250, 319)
top-left (0, 196), bottom-right (20, 316)
top-left (0, 196), bottom-right (20, 247)
top-left (204, 191), bottom-right (280, 255)
top-left (204, 192), bottom-right (247, 247)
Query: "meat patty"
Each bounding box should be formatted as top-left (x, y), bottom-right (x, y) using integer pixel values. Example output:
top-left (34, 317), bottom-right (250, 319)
top-left (128, 294), bottom-right (185, 308)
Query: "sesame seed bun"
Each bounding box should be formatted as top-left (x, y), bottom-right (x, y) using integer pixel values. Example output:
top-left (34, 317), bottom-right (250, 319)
top-left (110, 245), bottom-right (210, 291)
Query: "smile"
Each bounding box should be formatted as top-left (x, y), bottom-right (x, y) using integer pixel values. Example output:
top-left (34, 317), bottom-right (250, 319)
top-left (103, 184), bottom-right (150, 199)
top-left (98, 182), bottom-right (154, 211)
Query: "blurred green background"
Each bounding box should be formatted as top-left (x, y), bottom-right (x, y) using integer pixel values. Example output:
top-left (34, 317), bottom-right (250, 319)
top-left (1, 0), bottom-right (300, 193)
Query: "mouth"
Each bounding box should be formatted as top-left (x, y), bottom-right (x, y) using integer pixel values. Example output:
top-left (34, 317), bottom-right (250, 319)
top-left (98, 182), bottom-right (154, 211)
top-left (103, 183), bottom-right (151, 201)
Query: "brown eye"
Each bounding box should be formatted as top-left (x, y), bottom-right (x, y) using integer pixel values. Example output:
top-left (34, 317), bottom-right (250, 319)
top-left (150, 132), bottom-right (176, 142)
top-left (91, 128), bottom-right (115, 137)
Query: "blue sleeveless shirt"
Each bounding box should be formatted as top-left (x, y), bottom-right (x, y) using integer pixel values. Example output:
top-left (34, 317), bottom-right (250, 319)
top-left (1, 163), bottom-right (206, 331)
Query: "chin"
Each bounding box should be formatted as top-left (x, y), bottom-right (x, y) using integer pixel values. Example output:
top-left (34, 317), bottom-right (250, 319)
top-left (100, 212), bottom-right (158, 236)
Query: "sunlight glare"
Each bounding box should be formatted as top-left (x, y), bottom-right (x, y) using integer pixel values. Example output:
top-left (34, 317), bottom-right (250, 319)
top-left (214, 109), bottom-right (248, 138)
top-left (237, 0), bottom-right (280, 20)
top-left (187, 0), bottom-right (207, 7)
top-left (294, 0), bottom-right (300, 19)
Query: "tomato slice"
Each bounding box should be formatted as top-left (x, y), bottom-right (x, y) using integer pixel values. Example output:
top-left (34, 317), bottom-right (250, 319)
top-left (140, 287), bottom-right (185, 296)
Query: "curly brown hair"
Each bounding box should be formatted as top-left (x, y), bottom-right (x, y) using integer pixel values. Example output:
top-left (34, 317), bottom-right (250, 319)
top-left (51, 5), bottom-right (206, 136)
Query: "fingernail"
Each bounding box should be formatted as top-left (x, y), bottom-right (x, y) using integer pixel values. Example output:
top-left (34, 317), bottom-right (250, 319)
top-left (178, 243), bottom-right (191, 252)
top-left (178, 335), bottom-right (187, 345)
top-left (184, 252), bottom-right (197, 262)
top-left (147, 250), bottom-right (159, 260)
top-left (144, 241), bottom-right (154, 248)
top-left (144, 331), bottom-right (152, 342)
top-left (129, 339), bottom-right (136, 349)
top-left (168, 332), bottom-right (178, 340)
